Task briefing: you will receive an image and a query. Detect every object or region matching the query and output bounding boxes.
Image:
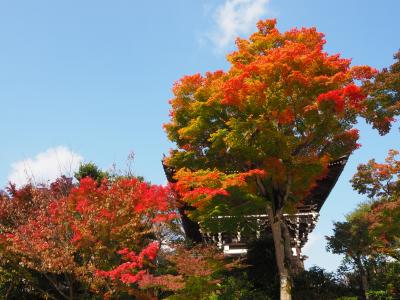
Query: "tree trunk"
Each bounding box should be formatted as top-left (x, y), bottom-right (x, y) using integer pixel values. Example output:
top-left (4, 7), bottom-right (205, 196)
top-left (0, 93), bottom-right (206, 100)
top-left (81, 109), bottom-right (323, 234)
top-left (68, 275), bottom-right (74, 300)
top-left (361, 272), bottom-right (369, 300)
top-left (356, 257), bottom-right (369, 300)
top-left (267, 206), bottom-right (292, 300)
top-left (5, 283), bottom-right (13, 300)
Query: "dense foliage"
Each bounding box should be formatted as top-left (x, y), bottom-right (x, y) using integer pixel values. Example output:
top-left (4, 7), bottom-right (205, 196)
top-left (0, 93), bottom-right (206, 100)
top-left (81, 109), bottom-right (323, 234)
top-left (0, 175), bottom-right (178, 299)
top-left (0, 175), bottom-right (260, 299)
top-left (351, 149), bottom-right (400, 260)
top-left (362, 50), bottom-right (400, 133)
top-left (164, 19), bottom-right (397, 298)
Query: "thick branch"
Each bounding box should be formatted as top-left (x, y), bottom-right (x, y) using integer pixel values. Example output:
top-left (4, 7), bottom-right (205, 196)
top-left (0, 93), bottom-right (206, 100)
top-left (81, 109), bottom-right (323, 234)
top-left (44, 273), bottom-right (70, 300)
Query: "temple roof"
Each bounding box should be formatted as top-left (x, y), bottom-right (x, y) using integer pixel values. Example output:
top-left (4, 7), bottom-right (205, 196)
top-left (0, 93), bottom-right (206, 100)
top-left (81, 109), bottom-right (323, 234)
top-left (300, 156), bottom-right (348, 212)
top-left (162, 156), bottom-right (349, 211)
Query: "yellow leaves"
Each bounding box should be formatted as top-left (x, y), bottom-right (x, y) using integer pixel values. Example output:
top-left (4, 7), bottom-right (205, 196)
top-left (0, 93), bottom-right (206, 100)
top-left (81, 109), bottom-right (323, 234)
top-left (176, 116), bottom-right (205, 140)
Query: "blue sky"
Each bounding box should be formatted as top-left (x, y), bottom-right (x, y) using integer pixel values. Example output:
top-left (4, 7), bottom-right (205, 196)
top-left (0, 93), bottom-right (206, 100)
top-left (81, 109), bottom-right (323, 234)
top-left (0, 0), bottom-right (399, 271)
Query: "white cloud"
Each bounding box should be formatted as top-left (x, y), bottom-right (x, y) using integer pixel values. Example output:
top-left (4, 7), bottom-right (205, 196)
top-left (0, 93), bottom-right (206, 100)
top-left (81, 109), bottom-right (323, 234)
top-left (207, 0), bottom-right (271, 50)
top-left (8, 146), bottom-right (83, 187)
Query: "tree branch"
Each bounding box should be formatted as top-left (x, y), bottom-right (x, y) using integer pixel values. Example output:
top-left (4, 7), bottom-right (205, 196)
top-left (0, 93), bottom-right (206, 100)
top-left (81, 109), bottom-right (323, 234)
top-left (43, 273), bottom-right (70, 300)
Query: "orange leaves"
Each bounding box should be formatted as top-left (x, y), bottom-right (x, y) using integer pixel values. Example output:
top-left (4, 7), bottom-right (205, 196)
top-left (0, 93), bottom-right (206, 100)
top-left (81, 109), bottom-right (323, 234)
top-left (256, 18), bottom-right (277, 35)
top-left (172, 168), bottom-right (265, 208)
top-left (164, 18), bottom-right (398, 235)
top-left (138, 273), bottom-right (185, 291)
top-left (340, 128), bottom-right (361, 149)
top-left (271, 107), bottom-right (295, 125)
top-left (164, 20), bottom-right (383, 166)
top-left (352, 149), bottom-right (400, 200)
top-left (212, 19), bottom-right (368, 114)
top-left (172, 73), bottom-right (203, 98)
top-left (350, 65), bottom-right (377, 80)
top-left (183, 188), bottom-right (229, 207)
top-left (350, 150), bottom-right (400, 258)
top-left (363, 197), bottom-right (400, 257)
top-left (172, 169), bottom-right (229, 208)
top-left (221, 73), bottom-right (249, 106)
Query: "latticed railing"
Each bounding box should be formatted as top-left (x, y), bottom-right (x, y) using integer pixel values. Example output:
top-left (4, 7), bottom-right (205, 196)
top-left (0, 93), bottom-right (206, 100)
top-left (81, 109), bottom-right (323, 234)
top-left (201, 210), bottom-right (319, 259)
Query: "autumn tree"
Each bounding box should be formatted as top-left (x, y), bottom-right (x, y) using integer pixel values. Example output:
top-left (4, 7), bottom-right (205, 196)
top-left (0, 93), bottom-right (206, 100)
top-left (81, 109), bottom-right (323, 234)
top-left (327, 215), bottom-right (400, 299)
top-left (0, 176), bottom-right (177, 299)
top-left (327, 149), bottom-right (400, 299)
top-left (361, 50), bottom-right (400, 134)
top-left (0, 177), bottom-right (74, 299)
top-left (326, 207), bottom-right (374, 300)
top-left (164, 19), bottom-right (397, 299)
top-left (351, 149), bottom-right (400, 260)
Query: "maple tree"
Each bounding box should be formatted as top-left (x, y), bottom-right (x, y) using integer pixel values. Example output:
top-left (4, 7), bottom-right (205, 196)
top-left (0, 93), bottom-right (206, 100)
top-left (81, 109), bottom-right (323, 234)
top-left (164, 19), bottom-right (397, 299)
top-left (351, 149), bottom-right (400, 261)
top-left (361, 50), bottom-right (400, 134)
top-left (0, 176), bottom-right (178, 299)
top-left (0, 177), bottom-right (74, 299)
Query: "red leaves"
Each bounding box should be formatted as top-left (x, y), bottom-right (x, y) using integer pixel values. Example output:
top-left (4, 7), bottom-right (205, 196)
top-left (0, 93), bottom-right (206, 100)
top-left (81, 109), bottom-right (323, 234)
top-left (152, 212), bottom-right (178, 223)
top-left (317, 85), bottom-right (366, 113)
top-left (97, 208), bottom-right (115, 220)
top-left (352, 149), bottom-right (400, 200)
top-left (365, 197), bottom-right (400, 256)
top-left (166, 245), bottom-right (223, 277)
top-left (71, 225), bottom-right (83, 244)
top-left (343, 84), bottom-right (365, 111)
top-left (1, 176), bottom-right (174, 296)
top-left (120, 271), bottom-right (146, 284)
top-left (317, 89), bottom-right (345, 112)
top-left (139, 241), bottom-right (159, 261)
top-left (96, 242), bottom-right (160, 284)
top-left (76, 197), bottom-right (90, 214)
